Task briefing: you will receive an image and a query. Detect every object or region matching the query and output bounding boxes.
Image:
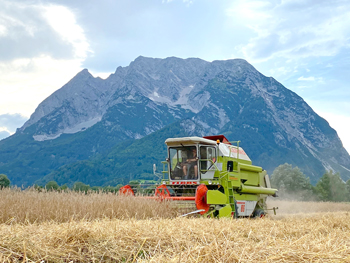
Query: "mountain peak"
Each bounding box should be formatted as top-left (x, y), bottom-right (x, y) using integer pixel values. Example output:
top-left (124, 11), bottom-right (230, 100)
top-left (211, 58), bottom-right (256, 72)
top-left (132, 55), bottom-right (159, 64)
top-left (76, 68), bottom-right (93, 78)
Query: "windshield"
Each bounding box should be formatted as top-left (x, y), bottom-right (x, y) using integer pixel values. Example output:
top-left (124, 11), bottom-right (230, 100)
top-left (169, 146), bottom-right (198, 180)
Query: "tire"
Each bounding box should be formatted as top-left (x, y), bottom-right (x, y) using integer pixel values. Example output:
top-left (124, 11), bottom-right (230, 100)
top-left (253, 209), bottom-right (266, 218)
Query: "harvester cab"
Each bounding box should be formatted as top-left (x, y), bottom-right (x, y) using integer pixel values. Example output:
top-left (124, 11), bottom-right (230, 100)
top-left (119, 135), bottom-right (278, 218)
top-left (166, 137), bottom-right (218, 183)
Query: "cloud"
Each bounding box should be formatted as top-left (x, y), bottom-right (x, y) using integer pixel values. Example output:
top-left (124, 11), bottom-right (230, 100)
top-left (0, 55), bottom-right (83, 117)
top-left (304, 98), bottom-right (350, 154)
top-left (43, 4), bottom-right (91, 59)
top-left (162, 0), bottom-right (195, 4)
top-left (269, 66), bottom-right (294, 76)
top-left (0, 130), bottom-right (10, 141)
top-left (298, 76), bottom-right (315, 81)
top-left (57, 0), bottom-right (231, 72)
top-left (0, 113), bottom-right (28, 133)
top-left (297, 76), bottom-right (325, 84)
top-left (0, 1), bottom-right (69, 61)
top-left (0, 0), bottom-right (90, 61)
top-left (228, 0), bottom-right (350, 62)
top-left (315, 111), bottom-right (350, 154)
top-left (0, 0), bottom-right (90, 117)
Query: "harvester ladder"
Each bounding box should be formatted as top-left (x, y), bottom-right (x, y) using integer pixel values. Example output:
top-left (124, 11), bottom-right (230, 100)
top-left (227, 180), bottom-right (235, 205)
top-left (226, 180), bottom-right (238, 218)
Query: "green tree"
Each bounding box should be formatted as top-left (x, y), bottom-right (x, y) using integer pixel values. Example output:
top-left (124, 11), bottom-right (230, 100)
top-left (315, 171), bottom-right (348, 202)
top-left (60, 184), bottom-right (69, 191)
top-left (91, 186), bottom-right (102, 192)
top-left (270, 163), bottom-right (314, 200)
top-left (0, 174), bottom-right (10, 188)
top-left (346, 179), bottom-right (350, 201)
top-left (73, 182), bottom-right (90, 192)
top-left (33, 184), bottom-right (43, 192)
top-left (103, 186), bottom-right (119, 193)
top-left (45, 181), bottom-right (59, 191)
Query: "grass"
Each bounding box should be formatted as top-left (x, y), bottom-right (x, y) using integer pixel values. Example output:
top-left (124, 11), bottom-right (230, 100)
top-left (1, 188), bottom-right (350, 262)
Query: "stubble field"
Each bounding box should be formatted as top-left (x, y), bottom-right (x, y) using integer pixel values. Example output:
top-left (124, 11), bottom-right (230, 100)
top-left (0, 188), bottom-right (350, 262)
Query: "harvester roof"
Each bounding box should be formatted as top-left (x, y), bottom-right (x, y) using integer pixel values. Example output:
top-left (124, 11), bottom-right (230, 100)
top-left (203, 135), bottom-right (231, 144)
top-left (165, 136), bottom-right (217, 146)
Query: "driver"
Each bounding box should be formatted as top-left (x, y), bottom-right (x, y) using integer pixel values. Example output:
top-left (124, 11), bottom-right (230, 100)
top-left (183, 148), bottom-right (198, 179)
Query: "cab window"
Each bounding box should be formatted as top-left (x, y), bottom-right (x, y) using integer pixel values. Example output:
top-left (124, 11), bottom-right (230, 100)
top-left (199, 146), bottom-right (216, 173)
top-left (169, 146), bottom-right (198, 180)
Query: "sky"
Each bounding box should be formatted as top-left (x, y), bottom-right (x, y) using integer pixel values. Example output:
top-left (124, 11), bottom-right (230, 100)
top-left (0, 0), bottom-right (349, 153)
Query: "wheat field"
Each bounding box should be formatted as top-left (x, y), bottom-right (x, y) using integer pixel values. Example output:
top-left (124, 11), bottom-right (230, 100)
top-left (0, 187), bottom-right (178, 224)
top-left (0, 188), bottom-right (350, 262)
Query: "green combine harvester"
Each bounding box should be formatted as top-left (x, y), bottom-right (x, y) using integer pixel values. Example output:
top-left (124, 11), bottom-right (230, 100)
top-left (119, 135), bottom-right (278, 218)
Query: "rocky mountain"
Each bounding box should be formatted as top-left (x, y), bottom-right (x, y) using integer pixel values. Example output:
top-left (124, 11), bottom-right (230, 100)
top-left (1, 56), bottom-right (350, 186)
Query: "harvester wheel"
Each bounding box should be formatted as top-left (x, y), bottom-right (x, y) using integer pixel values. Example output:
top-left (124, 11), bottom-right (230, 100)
top-left (253, 209), bottom-right (265, 218)
top-left (119, 185), bottom-right (135, 196)
top-left (195, 184), bottom-right (210, 215)
top-left (155, 185), bottom-right (171, 198)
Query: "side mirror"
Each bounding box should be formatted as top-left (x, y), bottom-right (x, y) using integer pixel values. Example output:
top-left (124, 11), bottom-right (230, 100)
top-left (227, 161), bottom-right (233, 172)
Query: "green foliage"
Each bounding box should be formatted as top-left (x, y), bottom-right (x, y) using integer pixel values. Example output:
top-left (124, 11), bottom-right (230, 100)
top-left (90, 185), bottom-right (122, 193)
top-left (38, 121), bottom-right (188, 187)
top-left (45, 181), bottom-right (59, 191)
top-left (60, 184), bottom-right (69, 191)
top-left (127, 179), bottom-right (157, 195)
top-left (129, 180), bottom-right (141, 187)
top-left (346, 179), bottom-right (350, 197)
top-left (271, 163), bottom-right (314, 200)
top-left (0, 174), bottom-right (10, 188)
top-left (315, 171), bottom-right (349, 202)
top-left (271, 164), bottom-right (350, 202)
top-left (72, 182), bottom-right (90, 192)
top-left (102, 186), bottom-right (119, 193)
top-left (33, 184), bottom-right (43, 191)
top-left (91, 186), bottom-right (102, 192)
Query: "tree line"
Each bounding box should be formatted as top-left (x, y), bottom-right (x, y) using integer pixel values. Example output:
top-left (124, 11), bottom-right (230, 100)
top-left (270, 163), bottom-right (350, 202)
top-left (0, 174), bottom-right (123, 193)
top-left (1, 164), bottom-right (350, 202)
top-left (42, 181), bottom-right (125, 193)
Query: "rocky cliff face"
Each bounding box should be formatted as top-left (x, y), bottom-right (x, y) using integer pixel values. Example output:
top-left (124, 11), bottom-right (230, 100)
top-left (2, 56), bottom-right (350, 186)
top-left (21, 57), bottom-right (261, 140)
top-left (21, 69), bottom-right (112, 140)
